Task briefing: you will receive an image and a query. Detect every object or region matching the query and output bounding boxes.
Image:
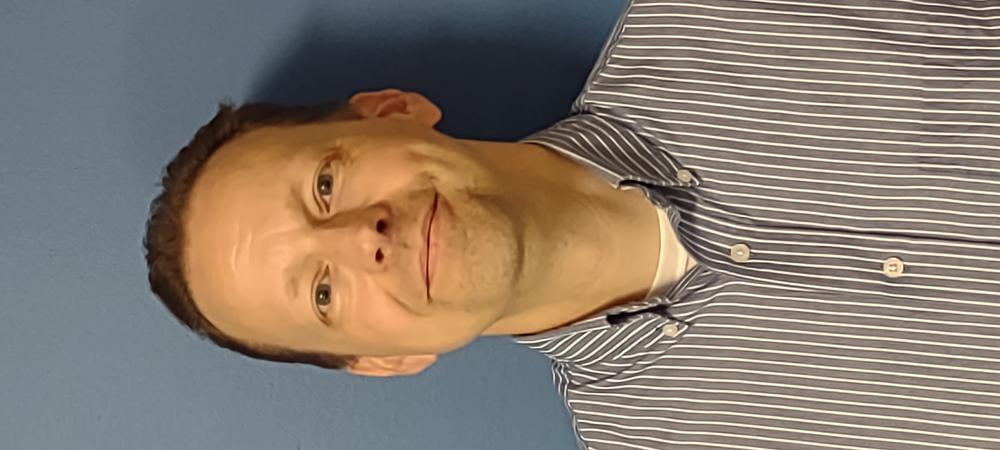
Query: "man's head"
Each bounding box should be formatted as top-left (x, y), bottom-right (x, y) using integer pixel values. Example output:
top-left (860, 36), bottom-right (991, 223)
top-left (145, 89), bottom-right (538, 376)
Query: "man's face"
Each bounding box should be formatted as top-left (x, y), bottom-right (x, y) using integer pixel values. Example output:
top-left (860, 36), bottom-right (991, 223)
top-left (183, 94), bottom-right (526, 363)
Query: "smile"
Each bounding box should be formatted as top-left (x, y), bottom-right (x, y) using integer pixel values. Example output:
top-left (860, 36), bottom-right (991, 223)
top-left (424, 192), bottom-right (439, 299)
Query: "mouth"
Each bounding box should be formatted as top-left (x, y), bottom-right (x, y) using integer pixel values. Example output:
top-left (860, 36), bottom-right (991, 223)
top-left (424, 192), bottom-right (439, 299)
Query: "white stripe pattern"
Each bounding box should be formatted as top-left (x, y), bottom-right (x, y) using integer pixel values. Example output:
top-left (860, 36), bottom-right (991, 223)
top-left (513, 1), bottom-right (1000, 449)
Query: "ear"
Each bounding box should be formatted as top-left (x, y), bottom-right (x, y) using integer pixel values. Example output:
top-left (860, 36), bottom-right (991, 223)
top-left (346, 354), bottom-right (439, 378)
top-left (348, 88), bottom-right (442, 127)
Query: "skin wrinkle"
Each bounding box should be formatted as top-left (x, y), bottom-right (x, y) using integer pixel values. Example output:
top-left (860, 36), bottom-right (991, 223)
top-left (230, 222), bottom-right (243, 277)
top-left (182, 89), bottom-right (666, 376)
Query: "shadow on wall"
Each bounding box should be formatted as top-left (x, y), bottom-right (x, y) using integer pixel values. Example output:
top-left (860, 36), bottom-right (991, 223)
top-left (248, 14), bottom-right (598, 141)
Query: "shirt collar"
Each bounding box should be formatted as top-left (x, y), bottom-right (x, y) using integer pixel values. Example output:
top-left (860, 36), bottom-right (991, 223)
top-left (509, 263), bottom-right (707, 364)
top-left (516, 111), bottom-right (698, 189)
top-left (509, 295), bottom-right (666, 362)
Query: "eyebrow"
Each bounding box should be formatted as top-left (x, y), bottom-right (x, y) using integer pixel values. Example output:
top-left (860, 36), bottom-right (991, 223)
top-left (285, 264), bottom-right (302, 305)
top-left (284, 248), bottom-right (316, 312)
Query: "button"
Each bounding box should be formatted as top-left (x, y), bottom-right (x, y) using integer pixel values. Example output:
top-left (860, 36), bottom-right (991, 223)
top-left (883, 257), bottom-right (905, 278)
top-left (677, 169), bottom-right (693, 183)
top-left (730, 243), bottom-right (751, 263)
top-left (661, 322), bottom-right (679, 337)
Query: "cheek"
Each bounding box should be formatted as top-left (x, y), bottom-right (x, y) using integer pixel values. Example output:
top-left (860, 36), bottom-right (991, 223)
top-left (346, 150), bottom-right (428, 199)
top-left (347, 287), bottom-right (484, 354)
top-left (353, 295), bottom-right (414, 338)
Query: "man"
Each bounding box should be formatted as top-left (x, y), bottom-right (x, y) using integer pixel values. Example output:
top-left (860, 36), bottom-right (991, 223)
top-left (145, 0), bottom-right (1000, 448)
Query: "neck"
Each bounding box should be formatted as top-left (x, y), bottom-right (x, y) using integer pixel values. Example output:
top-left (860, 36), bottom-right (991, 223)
top-left (473, 141), bottom-right (661, 336)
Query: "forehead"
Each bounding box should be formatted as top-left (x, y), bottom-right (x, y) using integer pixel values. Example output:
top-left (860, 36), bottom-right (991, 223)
top-left (182, 125), bottom-right (324, 341)
top-left (211, 124), bottom-right (325, 169)
top-left (192, 125), bottom-right (321, 246)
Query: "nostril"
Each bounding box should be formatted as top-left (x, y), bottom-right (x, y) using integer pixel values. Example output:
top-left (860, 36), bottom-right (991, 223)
top-left (375, 219), bottom-right (387, 234)
top-left (375, 248), bottom-right (384, 263)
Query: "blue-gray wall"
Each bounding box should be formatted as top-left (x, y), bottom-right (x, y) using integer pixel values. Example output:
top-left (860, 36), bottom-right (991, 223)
top-left (0, 1), bottom-right (627, 449)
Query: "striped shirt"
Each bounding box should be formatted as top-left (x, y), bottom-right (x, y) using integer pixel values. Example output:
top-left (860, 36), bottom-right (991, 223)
top-left (511, 1), bottom-right (1000, 449)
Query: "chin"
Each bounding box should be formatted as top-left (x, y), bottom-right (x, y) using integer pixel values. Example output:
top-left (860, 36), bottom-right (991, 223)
top-left (432, 194), bottom-right (522, 300)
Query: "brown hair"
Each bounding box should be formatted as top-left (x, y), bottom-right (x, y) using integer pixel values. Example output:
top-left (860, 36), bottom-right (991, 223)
top-left (143, 101), bottom-right (360, 370)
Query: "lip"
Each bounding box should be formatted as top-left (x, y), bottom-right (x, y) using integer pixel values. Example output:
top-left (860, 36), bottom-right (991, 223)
top-left (421, 192), bottom-right (439, 299)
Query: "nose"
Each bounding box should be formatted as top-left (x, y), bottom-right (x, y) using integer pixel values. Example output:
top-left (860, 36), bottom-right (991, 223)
top-left (310, 202), bottom-right (394, 273)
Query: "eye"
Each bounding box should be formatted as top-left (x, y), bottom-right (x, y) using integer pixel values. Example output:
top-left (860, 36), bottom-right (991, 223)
top-left (314, 269), bottom-right (334, 318)
top-left (316, 166), bottom-right (334, 206)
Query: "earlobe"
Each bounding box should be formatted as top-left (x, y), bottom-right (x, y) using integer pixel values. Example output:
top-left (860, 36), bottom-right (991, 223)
top-left (346, 354), bottom-right (439, 377)
top-left (348, 88), bottom-right (441, 127)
